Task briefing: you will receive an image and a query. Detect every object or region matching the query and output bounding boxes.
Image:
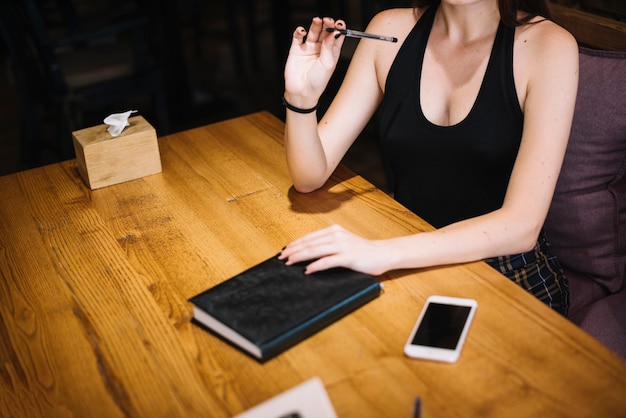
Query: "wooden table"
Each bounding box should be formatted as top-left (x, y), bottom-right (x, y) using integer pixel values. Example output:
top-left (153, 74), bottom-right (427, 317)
top-left (1, 112), bottom-right (625, 418)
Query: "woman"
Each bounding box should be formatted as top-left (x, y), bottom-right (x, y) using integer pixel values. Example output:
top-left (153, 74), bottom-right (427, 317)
top-left (279, 0), bottom-right (578, 315)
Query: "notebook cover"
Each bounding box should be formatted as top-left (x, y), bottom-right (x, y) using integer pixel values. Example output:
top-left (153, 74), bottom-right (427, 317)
top-left (189, 254), bottom-right (382, 361)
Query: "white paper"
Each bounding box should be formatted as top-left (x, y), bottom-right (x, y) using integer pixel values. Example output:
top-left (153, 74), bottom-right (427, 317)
top-left (103, 110), bottom-right (137, 137)
top-left (234, 377), bottom-right (337, 418)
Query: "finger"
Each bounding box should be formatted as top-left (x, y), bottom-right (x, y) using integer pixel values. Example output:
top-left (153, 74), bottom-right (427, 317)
top-left (284, 225), bottom-right (341, 248)
top-left (335, 20), bottom-right (347, 40)
top-left (279, 237), bottom-right (332, 264)
top-left (319, 17), bottom-right (336, 40)
top-left (304, 254), bottom-right (344, 274)
top-left (284, 230), bottom-right (345, 264)
top-left (304, 16), bottom-right (325, 44)
top-left (279, 225), bottom-right (345, 261)
top-left (283, 239), bottom-right (337, 265)
top-left (325, 19), bottom-right (346, 36)
top-left (299, 225), bottom-right (340, 242)
top-left (320, 19), bottom-right (346, 59)
top-left (292, 26), bottom-right (307, 45)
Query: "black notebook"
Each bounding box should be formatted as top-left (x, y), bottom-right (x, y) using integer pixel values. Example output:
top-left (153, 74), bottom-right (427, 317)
top-left (189, 254), bottom-right (382, 362)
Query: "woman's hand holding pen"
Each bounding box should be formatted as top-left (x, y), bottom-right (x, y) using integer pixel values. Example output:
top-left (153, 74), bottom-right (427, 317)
top-left (283, 17), bottom-right (346, 109)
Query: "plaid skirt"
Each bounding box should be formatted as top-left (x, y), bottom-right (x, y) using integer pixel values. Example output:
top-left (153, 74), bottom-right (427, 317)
top-left (484, 231), bottom-right (569, 316)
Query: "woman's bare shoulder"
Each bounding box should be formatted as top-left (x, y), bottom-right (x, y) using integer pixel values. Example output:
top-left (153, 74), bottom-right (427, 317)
top-left (513, 15), bottom-right (578, 114)
top-left (516, 15), bottom-right (578, 57)
top-left (366, 7), bottom-right (421, 43)
top-left (515, 15), bottom-right (578, 84)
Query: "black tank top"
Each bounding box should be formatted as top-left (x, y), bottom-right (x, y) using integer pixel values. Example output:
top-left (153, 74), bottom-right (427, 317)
top-left (380, 5), bottom-right (523, 228)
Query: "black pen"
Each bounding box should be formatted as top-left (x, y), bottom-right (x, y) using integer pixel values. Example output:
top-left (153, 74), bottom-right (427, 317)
top-left (414, 397), bottom-right (422, 418)
top-left (325, 27), bottom-right (398, 43)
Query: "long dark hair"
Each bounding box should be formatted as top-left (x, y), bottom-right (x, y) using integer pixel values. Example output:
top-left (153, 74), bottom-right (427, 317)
top-left (413, 0), bottom-right (552, 26)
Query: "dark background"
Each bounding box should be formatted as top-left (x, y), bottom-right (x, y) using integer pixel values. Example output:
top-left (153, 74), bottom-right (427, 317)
top-left (0, 0), bottom-right (411, 191)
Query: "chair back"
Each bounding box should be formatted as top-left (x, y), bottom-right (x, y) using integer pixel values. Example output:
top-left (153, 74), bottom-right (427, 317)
top-left (545, 47), bottom-right (626, 313)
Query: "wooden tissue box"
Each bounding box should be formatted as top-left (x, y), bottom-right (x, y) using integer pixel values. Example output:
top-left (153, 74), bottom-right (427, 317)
top-left (72, 116), bottom-right (162, 190)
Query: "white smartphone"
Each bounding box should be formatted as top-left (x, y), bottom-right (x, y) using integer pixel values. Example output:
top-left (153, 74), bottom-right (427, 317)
top-left (404, 295), bottom-right (477, 363)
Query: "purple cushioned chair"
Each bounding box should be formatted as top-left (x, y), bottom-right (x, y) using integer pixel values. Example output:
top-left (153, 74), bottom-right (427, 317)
top-left (544, 47), bottom-right (626, 359)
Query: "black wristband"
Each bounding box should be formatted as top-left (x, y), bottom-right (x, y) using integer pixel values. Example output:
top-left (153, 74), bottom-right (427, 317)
top-left (282, 96), bottom-right (318, 114)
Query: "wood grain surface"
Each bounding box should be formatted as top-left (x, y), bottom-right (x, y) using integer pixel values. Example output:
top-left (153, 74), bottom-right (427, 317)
top-left (1, 112), bottom-right (625, 418)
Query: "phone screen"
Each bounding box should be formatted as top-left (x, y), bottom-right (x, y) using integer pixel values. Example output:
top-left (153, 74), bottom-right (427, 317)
top-left (410, 302), bottom-right (472, 349)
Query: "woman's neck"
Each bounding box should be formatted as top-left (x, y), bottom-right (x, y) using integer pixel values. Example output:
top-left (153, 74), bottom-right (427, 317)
top-left (434, 0), bottom-right (500, 44)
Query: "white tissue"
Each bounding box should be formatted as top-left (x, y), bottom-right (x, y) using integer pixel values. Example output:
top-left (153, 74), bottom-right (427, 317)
top-left (104, 110), bottom-right (138, 137)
